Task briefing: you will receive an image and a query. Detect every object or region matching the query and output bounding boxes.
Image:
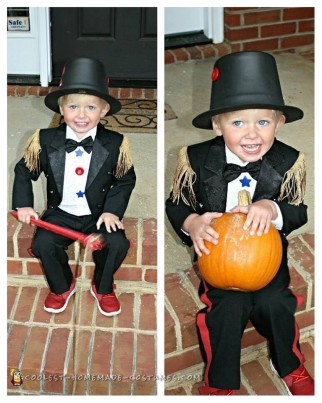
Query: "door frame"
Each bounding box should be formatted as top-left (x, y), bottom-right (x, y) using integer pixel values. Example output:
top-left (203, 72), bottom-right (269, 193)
top-left (37, 7), bottom-right (52, 87)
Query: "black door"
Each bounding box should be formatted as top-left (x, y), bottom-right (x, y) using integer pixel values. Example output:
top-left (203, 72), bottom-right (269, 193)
top-left (50, 7), bottom-right (157, 87)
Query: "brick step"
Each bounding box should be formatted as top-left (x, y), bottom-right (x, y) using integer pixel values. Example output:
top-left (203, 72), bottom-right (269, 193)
top-left (165, 336), bottom-right (314, 395)
top-left (7, 213), bottom-right (157, 395)
top-left (8, 278), bottom-right (156, 395)
top-left (165, 233), bottom-right (314, 385)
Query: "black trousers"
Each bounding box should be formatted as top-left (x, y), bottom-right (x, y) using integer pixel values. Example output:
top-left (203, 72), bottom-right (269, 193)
top-left (196, 245), bottom-right (304, 390)
top-left (31, 208), bottom-right (130, 294)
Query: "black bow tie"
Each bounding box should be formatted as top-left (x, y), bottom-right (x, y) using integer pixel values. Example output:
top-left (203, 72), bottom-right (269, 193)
top-left (223, 160), bottom-right (261, 182)
top-left (65, 137), bottom-right (94, 154)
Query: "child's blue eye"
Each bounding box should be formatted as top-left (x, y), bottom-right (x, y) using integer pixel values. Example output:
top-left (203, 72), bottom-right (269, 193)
top-left (258, 120), bottom-right (268, 126)
top-left (232, 121), bottom-right (243, 127)
top-left (69, 105), bottom-right (77, 110)
top-left (88, 105), bottom-right (96, 111)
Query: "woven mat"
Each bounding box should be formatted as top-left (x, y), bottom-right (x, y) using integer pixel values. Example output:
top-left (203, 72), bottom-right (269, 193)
top-left (49, 99), bottom-right (157, 133)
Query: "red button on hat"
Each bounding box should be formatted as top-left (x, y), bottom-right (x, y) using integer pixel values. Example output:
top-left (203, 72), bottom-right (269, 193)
top-left (212, 67), bottom-right (220, 81)
top-left (75, 167), bottom-right (84, 175)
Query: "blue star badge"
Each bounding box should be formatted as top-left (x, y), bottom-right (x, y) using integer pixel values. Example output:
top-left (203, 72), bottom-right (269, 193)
top-left (75, 149), bottom-right (84, 157)
top-left (239, 175), bottom-right (252, 187)
top-left (76, 190), bottom-right (85, 198)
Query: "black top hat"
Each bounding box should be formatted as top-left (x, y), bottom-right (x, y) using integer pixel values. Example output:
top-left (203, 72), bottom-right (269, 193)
top-left (45, 57), bottom-right (121, 115)
top-left (192, 51), bottom-right (304, 130)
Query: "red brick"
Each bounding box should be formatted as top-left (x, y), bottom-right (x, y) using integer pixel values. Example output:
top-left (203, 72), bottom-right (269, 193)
top-left (17, 224), bottom-right (34, 258)
top-left (165, 307), bottom-right (177, 354)
top-left (288, 236), bottom-right (314, 276)
top-left (89, 330), bottom-right (112, 395)
top-left (14, 286), bottom-right (38, 322)
top-left (241, 327), bottom-right (266, 348)
top-left (43, 328), bottom-right (70, 393)
top-left (7, 286), bottom-right (18, 318)
top-left (165, 50), bottom-right (175, 64)
top-left (123, 218), bottom-right (138, 265)
top-left (142, 218), bottom-right (157, 265)
top-left (198, 44), bottom-right (217, 59)
top-left (7, 324), bottom-right (29, 372)
top-left (186, 46), bottom-right (203, 60)
top-left (33, 288), bottom-right (52, 324)
top-left (283, 8), bottom-right (314, 20)
top-left (225, 26), bottom-right (259, 42)
top-left (165, 273), bottom-right (200, 349)
top-left (224, 12), bottom-right (241, 27)
top-left (26, 260), bottom-right (43, 275)
top-left (144, 268), bottom-right (157, 283)
top-left (281, 34), bottom-right (314, 49)
top-left (117, 293), bottom-right (135, 329)
top-left (289, 265), bottom-right (309, 309)
top-left (243, 38), bottom-right (279, 51)
top-left (139, 294), bottom-right (156, 330)
top-left (111, 332), bottom-right (134, 394)
top-left (300, 339), bottom-right (314, 377)
top-left (242, 360), bottom-right (280, 395)
top-left (71, 330), bottom-right (92, 394)
top-left (244, 9), bottom-right (282, 25)
top-left (114, 266), bottom-right (142, 281)
top-left (173, 48), bottom-right (190, 62)
top-left (295, 308), bottom-right (314, 329)
top-left (299, 19), bottom-right (314, 33)
top-left (77, 290), bottom-right (95, 326)
top-left (165, 386), bottom-right (187, 395)
top-left (7, 260), bottom-right (23, 275)
top-left (134, 334), bottom-right (156, 395)
top-left (165, 346), bottom-right (203, 375)
top-left (144, 89), bottom-right (156, 100)
top-left (301, 233), bottom-right (314, 249)
top-left (261, 22), bottom-right (296, 38)
top-left (21, 326), bottom-right (48, 391)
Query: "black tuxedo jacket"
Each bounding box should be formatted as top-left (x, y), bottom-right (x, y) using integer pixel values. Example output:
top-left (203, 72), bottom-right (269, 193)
top-left (166, 136), bottom-right (307, 247)
top-left (13, 123), bottom-right (136, 220)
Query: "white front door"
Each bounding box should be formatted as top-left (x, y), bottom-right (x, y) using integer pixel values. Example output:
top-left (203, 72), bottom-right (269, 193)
top-left (165, 7), bottom-right (223, 43)
top-left (7, 7), bottom-right (52, 86)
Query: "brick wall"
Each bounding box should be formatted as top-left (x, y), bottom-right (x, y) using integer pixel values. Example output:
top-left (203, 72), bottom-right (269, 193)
top-left (224, 7), bottom-right (314, 52)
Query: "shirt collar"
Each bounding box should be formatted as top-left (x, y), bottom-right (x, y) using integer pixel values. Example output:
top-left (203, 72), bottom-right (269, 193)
top-left (225, 145), bottom-right (261, 166)
top-left (66, 125), bottom-right (97, 141)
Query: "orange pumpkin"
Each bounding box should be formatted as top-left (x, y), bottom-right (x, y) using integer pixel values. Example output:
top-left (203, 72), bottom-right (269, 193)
top-left (198, 190), bottom-right (282, 291)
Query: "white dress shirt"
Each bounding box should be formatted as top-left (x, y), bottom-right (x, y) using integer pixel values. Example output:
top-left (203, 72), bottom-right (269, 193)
top-left (225, 145), bottom-right (283, 229)
top-left (58, 126), bottom-right (97, 216)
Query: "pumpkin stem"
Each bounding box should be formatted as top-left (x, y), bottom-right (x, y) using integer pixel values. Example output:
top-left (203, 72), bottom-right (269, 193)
top-left (238, 190), bottom-right (251, 207)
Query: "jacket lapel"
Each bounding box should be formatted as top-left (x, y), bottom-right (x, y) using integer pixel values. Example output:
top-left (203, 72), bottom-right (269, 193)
top-left (86, 124), bottom-right (110, 190)
top-left (48, 126), bottom-right (66, 197)
top-left (253, 140), bottom-right (284, 201)
top-left (202, 137), bottom-right (228, 212)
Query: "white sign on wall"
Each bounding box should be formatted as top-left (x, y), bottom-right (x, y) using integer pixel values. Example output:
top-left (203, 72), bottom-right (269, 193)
top-left (7, 17), bottom-right (30, 31)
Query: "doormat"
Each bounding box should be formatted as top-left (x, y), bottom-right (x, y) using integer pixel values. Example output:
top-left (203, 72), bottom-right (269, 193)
top-left (165, 103), bottom-right (177, 121)
top-left (49, 99), bottom-right (157, 134)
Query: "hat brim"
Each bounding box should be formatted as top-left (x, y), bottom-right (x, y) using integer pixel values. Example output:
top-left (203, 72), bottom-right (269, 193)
top-left (192, 104), bottom-right (304, 130)
top-left (45, 88), bottom-right (122, 116)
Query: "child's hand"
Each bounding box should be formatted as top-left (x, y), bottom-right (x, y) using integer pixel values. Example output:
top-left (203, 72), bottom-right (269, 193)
top-left (231, 199), bottom-right (277, 236)
top-left (183, 212), bottom-right (223, 257)
top-left (16, 207), bottom-right (39, 225)
top-left (96, 212), bottom-right (124, 233)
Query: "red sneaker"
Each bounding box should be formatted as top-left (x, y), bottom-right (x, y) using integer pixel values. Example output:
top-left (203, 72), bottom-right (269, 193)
top-left (90, 281), bottom-right (121, 316)
top-left (270, 360), bottom-right (314, 395)
top-left (199, 386), bottom-right (236, 395)
top-left (44, 279), bottom-right (76, 313)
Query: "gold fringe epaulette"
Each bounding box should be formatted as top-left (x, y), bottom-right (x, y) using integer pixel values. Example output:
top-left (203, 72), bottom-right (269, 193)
top-left (115, 136), bottom-right (133, 178)
top-left (23, 129), bottom-right (41, 173)
top-left (278, 151), bottom-right (306, 206)
top-left (170, 146), bottom-right (197, 207)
